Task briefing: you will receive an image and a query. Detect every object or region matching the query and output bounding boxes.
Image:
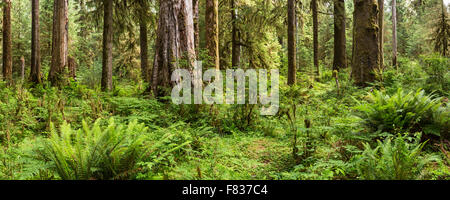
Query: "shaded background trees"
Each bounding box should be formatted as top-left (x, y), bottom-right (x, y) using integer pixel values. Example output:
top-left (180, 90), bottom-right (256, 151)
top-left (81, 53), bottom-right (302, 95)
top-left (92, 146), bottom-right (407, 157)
top-left (0, 0), bottom-right (446, 90)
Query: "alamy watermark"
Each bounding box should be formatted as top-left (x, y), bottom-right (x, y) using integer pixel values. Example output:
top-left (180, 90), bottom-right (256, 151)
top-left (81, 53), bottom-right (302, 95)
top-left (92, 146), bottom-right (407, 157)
top-left (171, 61), bottom-right (279, 116)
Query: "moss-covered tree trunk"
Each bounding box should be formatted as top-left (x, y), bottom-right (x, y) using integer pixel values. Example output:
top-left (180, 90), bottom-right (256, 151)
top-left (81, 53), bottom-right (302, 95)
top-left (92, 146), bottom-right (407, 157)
top-left (2, 0), bottom-right (12, 85)
top-left (30, 0), bottom-right (42, 84)
top-left (102, 0), bottom-right (113, 91)
top-left (392, 0), bottom-right (397, 69)
top-left (68, 56), bottom-right (77, 80)
top-left (288, 0), bottom-right (296, 85)
top-left (49, 0), bottom-right (67, 86)
top-left (436, 0), bottom-right (448, 56)
top-left (193, 0), bottom-right (199, 58)
top-left (206, 0), bottom-right (220, 69)
top-left (64, 0), bottom-right (69, 65)
top-left (20, 56), bottom-right (25, 80)
top-left (441, 0), bottom-right (448, 56)
top-left (378, 0), bottom-right (384, 69)
top-left (151, 0), bottom-right (196, 97)
top-left (333, 0), bottom-right (347, 71)
top-left (231, 0), bottom-right (241, 68)
top-left (351, 0), bottom-right (380, 86)
top-left (139, 14), bottom-right (149, 82)
top-left (312, 0), bottom-right (320, 76)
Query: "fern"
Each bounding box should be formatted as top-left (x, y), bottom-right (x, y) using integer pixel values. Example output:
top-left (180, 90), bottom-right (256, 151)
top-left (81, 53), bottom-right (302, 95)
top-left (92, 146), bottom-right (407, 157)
top-left (37, 118), bottom-right (152, 180)
top-left (356, 134), bottom-right (439, 180)
top-left (356, 89), bottom-right (446, 136)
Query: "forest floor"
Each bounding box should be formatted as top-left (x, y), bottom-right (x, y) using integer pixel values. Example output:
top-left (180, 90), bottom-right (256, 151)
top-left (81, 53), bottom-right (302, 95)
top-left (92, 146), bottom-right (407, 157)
top-left (0, 63), bottom-right (449, 180)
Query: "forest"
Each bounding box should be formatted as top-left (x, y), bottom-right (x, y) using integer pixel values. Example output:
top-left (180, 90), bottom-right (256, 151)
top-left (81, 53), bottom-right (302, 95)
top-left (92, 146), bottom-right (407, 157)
top-left (0, 0), bottom-right (448, 180)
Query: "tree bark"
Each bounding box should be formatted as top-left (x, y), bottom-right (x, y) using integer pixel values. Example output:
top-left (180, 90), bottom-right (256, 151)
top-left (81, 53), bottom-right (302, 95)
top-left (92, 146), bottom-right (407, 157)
top-left (231, 0), bottom-right (241, 68)
top-left (333, 0), bottom-right (347, 71)
top-left (193, 0), bottom-right (199, 58)
top-left (378, 0), bottom-right (384, 69)
top-left (351, 1), bottom-right (356, 69)
top-left (288, 0), bottom-right (296, 85)
top-left (21, 56), bottom-right (25, 80)
top-left (64, 0), bottom-right (68, 65)
top-left (351, 0), bottom-right (380, 86)
top-left (206, 0), bottom-right (220, 69)
top-left (151, 0), bottom-right (196, 97)
top-left (139, 14), bottom-right (149, 82)
top-left (49, 0), bottom-right (67, 86)
top-left (312, 0), bottom-right (320, 76)
top-left (30, 0), bottom-right (42, 84)
top-left (68, 56), bottom-right (76, 80)
top-left (442, 0), bottom-right (448, 56)
top-left (2, 0), bottom-right (12, 85)
top-left (392, 0), bottom-right (397, 69)
top-left (102, 0), bottom-right (113, 91)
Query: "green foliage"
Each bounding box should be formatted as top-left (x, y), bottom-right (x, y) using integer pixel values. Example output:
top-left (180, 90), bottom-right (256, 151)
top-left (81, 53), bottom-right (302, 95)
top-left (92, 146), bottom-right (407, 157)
top-left (356, 89), bottom-right (446, 137)
top-left (420, 54), bottom-right (450, 96)
top-left (0, 0), bottom-right (449, 181)
top-left (355, 134), bottom-right (439, 180)
top-left (37, 118), bottom-right (151, 180)
top-left (277, 159), bottom-right (352, 180)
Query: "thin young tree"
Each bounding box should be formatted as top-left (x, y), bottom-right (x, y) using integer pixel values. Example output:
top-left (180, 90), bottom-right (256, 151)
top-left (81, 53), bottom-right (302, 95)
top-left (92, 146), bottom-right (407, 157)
top-left (2, 0), bottom-right (12, 85)
top-left (30, 0), bottom-right (42, 84)
top-left (102, 0), bottom-right (113, 91)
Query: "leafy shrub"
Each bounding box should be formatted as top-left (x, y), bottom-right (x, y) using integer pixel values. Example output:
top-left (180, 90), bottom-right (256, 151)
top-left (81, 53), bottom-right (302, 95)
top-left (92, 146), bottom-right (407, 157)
top-left (356, 89), bottom-right (446, 137)
top-left (355, 134), bottom-right (438, 180)
top-left (37, 118), bottom-right (151, 180)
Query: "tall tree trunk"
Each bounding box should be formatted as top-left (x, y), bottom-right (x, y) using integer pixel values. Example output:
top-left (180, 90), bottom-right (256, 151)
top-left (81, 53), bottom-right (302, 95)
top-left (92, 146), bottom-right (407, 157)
top-left (30, 0), bottom-right (42, 84)
top-left (139, 15), bottom-right (149, 82)
top-left (288, 0), bottom-right (296, 85)
top-left (441, 0), bottom-right (447, 56)
top-left (20, 56), bottom-right (25, 81)
top-left (151, 0), bottom-right (196, 97)
top-left (68, 56), bottom-right (76, 79)
top-left (206, 0), bottom-right (220, 69)
top-left (378, 0), bottom-right (384, 69)
top-left (312, 0), bottom-right (319, 76)
top-left (231, 0), bottom-right (241, 68)
top-left (333, 0), bottom-right (347, 71)
top-left (21, 56), bottom-right (25, 80)
top-left (64, 0), bottom-right (68, 65)
top-left (2, 0), bottom-right (12, 85)
top-left (392, 0), bottom-right (397, 69)
top-left (193, 0), bottom-right (199, 58)
top-left (102, 0), bottom-right (113, 91)
top-left (352, 0), bottom-right (380, 86)
top-left (351, 1), bottom-right (356, 70)
top-left (49, 0), bottom-right (67, 86)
